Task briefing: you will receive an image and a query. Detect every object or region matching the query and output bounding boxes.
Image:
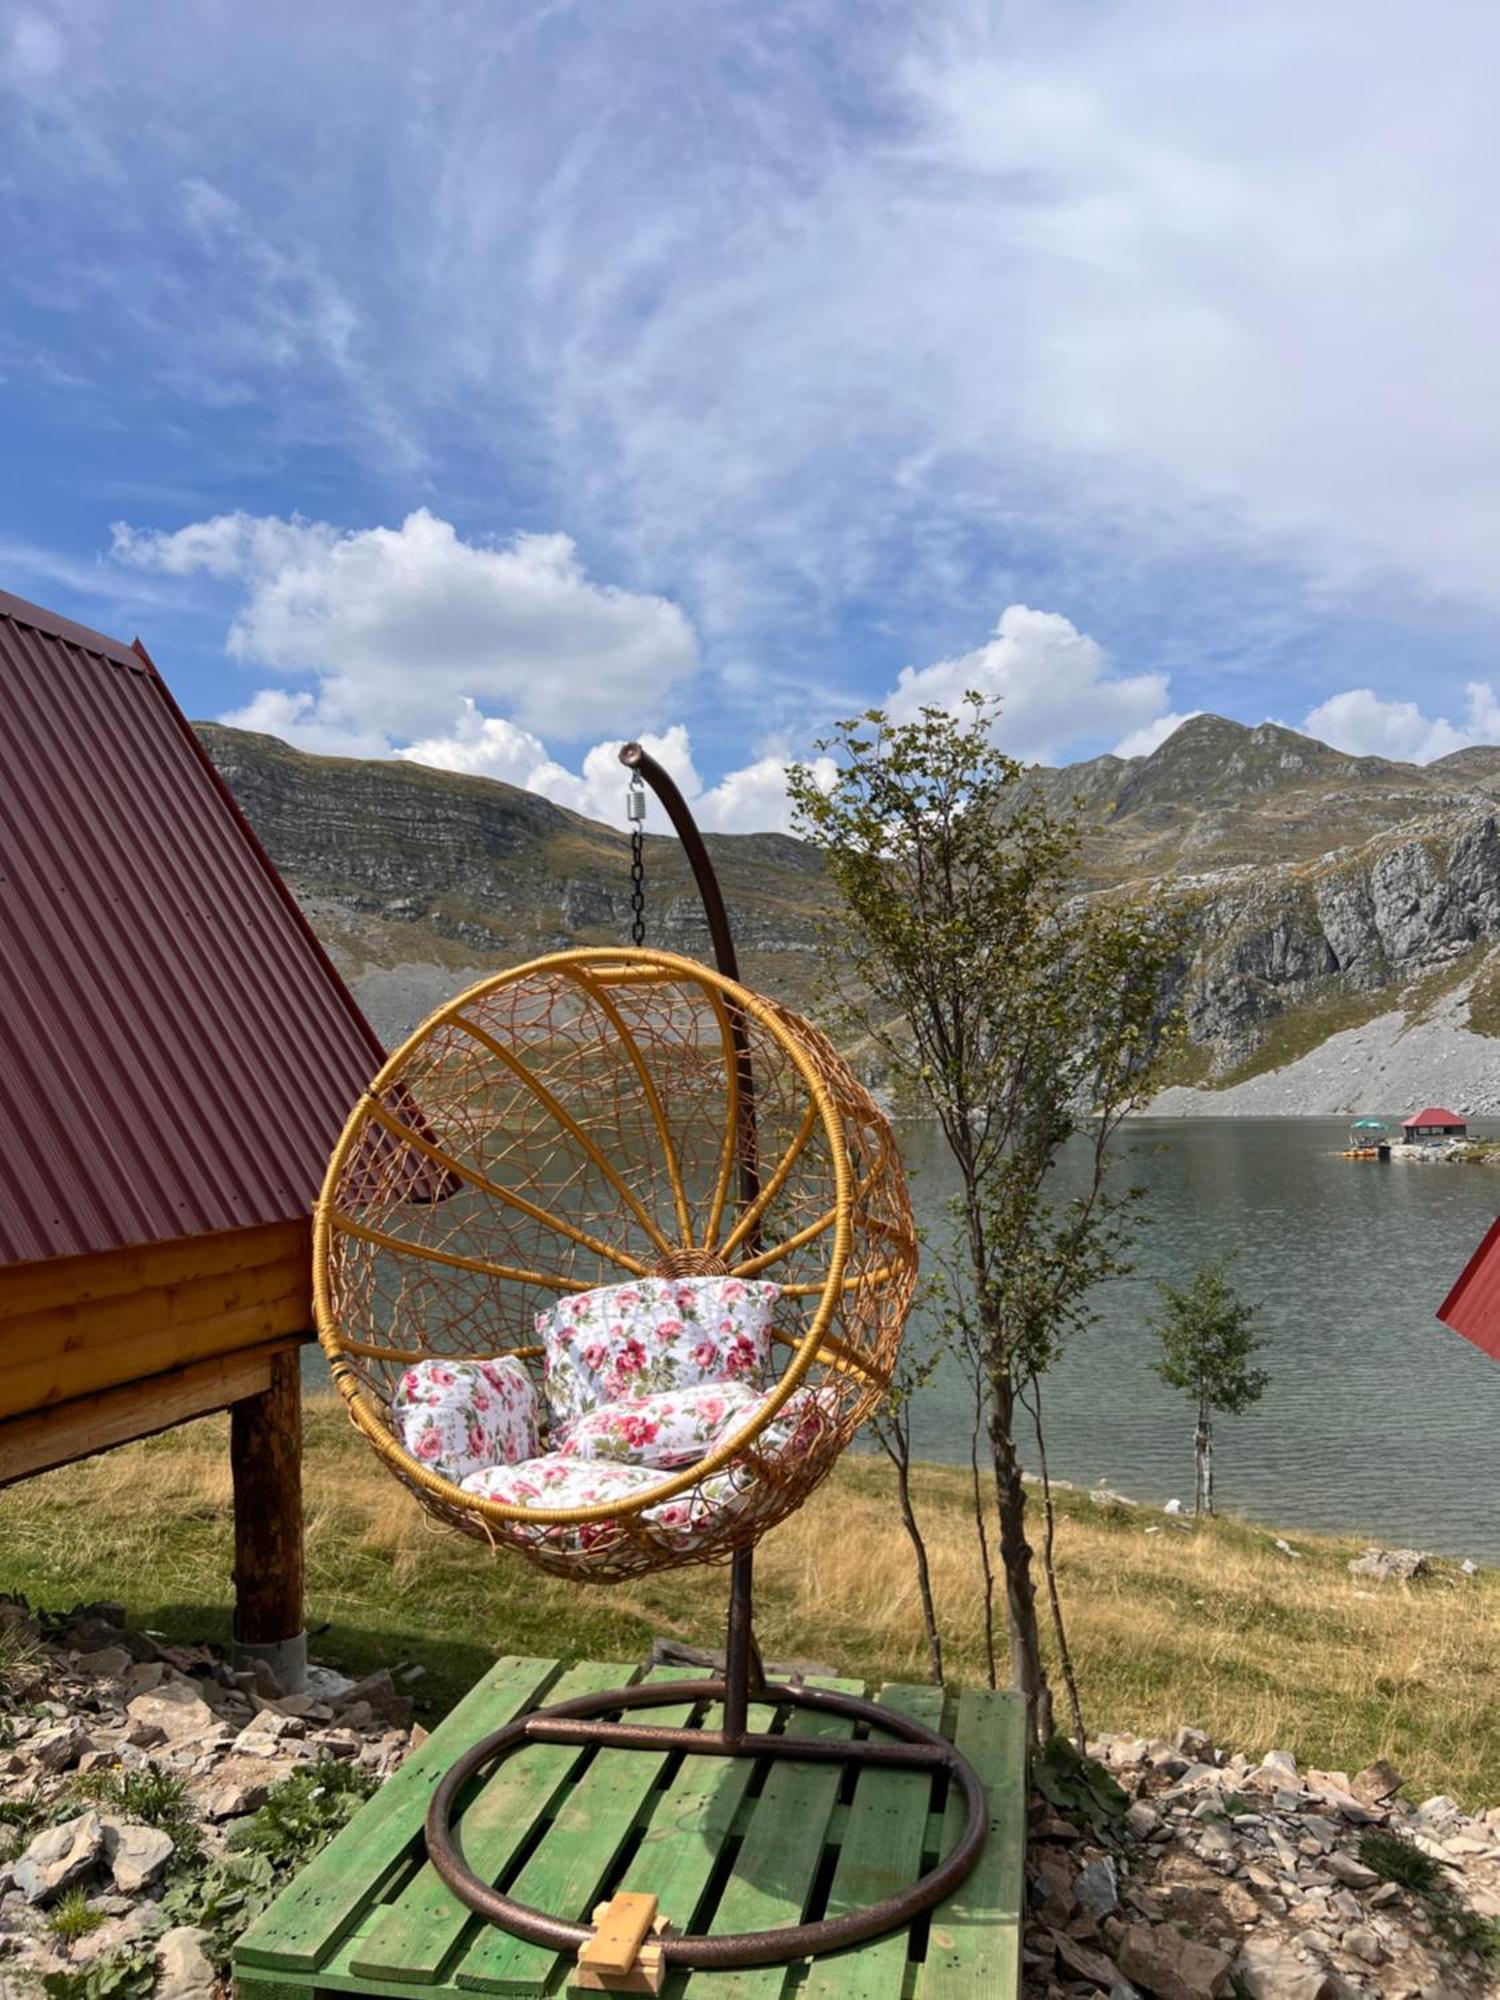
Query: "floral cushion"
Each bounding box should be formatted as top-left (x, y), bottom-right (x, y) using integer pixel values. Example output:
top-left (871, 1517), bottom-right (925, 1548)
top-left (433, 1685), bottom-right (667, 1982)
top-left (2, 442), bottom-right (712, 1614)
top-left (537, 1276), bottom-right (779, 1437)
top-left (557, 1380), bottom-right (765, 1469)
top-left (459, 1453), bottom-right (661, 1553)
top-left (391, 1357), bottom-right (540, 1483)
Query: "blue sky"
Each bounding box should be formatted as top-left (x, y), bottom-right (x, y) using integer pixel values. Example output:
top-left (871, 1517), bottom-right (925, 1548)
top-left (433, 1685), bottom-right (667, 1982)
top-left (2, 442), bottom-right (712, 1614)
top-left (4, 0), bottom-right (1500, 829)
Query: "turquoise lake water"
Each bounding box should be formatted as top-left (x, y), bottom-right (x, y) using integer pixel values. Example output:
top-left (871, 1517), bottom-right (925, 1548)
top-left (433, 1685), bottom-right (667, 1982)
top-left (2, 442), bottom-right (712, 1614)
top-left (895, 1117), bottom-right (1500, 1560)
top-left (308, 1115), bottom-right (1500, 1560)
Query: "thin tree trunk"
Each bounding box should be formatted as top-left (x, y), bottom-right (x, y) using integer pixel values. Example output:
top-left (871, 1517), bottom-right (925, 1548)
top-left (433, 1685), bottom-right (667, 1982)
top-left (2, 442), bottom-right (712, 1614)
top-left (887, 1429), bottom-right (944, 1685)
top-left (1025, 1374), bottom-right (1086, 1752)
top-left (989, 1367), bottom-right (1052, 1742)
top-left (969, 1375), bottom-right (998, 1690)
top-left (1194, 1393), bottom-right (1215, 1516)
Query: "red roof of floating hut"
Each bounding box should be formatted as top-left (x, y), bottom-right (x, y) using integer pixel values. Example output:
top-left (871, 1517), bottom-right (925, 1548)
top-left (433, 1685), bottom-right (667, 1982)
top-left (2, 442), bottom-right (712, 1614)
top-left (0, 586), bottom-right (383, 1481)
top-left (1403, 1107), bottom-right (1468, 1142)
top-left (1439, 1217), bottom-right (1500, 1361)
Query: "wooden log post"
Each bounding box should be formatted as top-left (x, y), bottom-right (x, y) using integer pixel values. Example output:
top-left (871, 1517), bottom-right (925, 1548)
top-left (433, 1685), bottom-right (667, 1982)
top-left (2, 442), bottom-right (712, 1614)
top-left (230, 1347), bottom-right (307, 1693)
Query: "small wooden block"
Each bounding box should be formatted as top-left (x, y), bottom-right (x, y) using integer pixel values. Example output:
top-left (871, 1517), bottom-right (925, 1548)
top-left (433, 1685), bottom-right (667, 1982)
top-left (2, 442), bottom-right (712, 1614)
top-left (569, 1940), bottom-right (665, 1995)
top-left (578, 1892), bottom-right (660, 1976)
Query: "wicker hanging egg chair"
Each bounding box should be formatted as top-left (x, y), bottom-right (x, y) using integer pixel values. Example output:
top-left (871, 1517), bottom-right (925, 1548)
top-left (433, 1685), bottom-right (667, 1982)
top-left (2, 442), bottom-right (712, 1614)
top-left (308, 743), bottom-right (986, 1978)
top-left (314, 943), bottom-right (917, 1582)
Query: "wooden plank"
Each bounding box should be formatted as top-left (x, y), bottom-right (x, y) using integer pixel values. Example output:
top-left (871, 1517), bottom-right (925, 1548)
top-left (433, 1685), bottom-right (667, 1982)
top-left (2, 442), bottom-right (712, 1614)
top-left (0, 1283), bottom-right (310, 1417)
top-left (796, 1683), bottom-right (948, 2000)
top-left (0, 1339), bottom-right (297, 1485)
top-left (454, 1670), bottom-right (710, 1995)
top-left (0, 1218), bottom-right (307, 1322)
top-left (235, 1657), bottom-right (563, 1974)
top-left (350, 1661), bottom-right (634, 1986)
top-left (915, 1689), bottom-right (1027, 2000)
top-left (609, 1695), bottom-right (776, 1941)
top-left (680, 1679), bottom-right (866, 2000)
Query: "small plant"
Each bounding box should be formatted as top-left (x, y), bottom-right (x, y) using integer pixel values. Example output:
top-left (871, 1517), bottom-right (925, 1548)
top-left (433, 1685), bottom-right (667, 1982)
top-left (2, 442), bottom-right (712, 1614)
top-left (1360, 1828), bottom-right (1445, 1894)
top-left (68, 1762), bottom-right (202, 1867)
top-left (227, 1756), bottom-right (378, 1870)
top-left (0, 1794), bottom-right (44, 1864)
top-left (162, 1757), bottom-right (379, 1976)
top-left (1032, 1734), bottom-right (1129, 1838)
top-left (41, 1947), bottom-right (155, 2000)
top-left (47, 1886), bottom-right (108, 1942)
top-left (1359, 1829), bottom-right (1500, 1968)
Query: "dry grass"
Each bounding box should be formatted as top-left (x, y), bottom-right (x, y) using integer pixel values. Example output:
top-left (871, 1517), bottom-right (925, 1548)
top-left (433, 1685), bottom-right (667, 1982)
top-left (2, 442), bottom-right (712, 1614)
top-left (5, 1397), bottom-right (1500, 1804)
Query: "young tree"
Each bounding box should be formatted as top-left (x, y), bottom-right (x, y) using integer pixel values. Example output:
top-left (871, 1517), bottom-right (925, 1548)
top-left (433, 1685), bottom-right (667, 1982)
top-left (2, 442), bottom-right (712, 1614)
top-left (1152, 1262), bottom-right (1269, 1516)
top-left (789, 699), bottom-right (1185, 1740)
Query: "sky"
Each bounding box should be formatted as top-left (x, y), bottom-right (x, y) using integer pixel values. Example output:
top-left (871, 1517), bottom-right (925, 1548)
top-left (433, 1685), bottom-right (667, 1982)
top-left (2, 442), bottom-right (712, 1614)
top-left (4, 0), bottom-right (1500, 832)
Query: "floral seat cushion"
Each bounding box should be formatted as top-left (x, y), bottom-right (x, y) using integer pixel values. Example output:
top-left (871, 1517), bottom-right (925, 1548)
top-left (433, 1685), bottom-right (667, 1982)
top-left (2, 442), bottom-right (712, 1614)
top-left (536, 1276), bottom-right (780, 1438)
top-left (390, 1357), bottom-right (540, 1484)
top-left (458, 1383), bottom-right (841, 1555)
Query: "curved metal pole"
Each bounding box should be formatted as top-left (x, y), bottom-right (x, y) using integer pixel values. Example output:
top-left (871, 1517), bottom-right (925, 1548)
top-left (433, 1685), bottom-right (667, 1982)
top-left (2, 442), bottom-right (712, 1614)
top-left (619, 742), bottom-right (741, 983)
top-left (619, 740), bottom-right (764, 1729)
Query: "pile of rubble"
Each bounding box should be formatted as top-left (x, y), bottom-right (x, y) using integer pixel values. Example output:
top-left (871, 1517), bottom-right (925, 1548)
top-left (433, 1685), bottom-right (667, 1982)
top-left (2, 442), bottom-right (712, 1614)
top-left (1027, 1728), bottom-right (1500, 1999)
top-left (0, 1598), bottom-right (418, 1997)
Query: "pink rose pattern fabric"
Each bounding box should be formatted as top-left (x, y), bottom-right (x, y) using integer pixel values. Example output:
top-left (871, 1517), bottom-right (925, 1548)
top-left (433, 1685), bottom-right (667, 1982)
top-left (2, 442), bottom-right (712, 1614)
top-left (536, 1276), bottom-right (779, 1437)
top-left (455, 1384), bottom-right (842, 1556)
top-left (391, 1356), bottom-right (539, 1484)
top-left (557, 1379), bottom-right (764, 1469)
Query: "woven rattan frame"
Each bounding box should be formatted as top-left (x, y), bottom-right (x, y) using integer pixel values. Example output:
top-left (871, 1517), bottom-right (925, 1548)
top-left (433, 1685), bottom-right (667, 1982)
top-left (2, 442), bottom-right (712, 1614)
top-left (313, 947), bottom-right (917, 1581)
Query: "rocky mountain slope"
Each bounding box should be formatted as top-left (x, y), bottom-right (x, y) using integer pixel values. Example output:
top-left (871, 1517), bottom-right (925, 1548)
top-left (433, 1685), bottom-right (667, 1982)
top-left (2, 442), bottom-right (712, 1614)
top-left (196, 716), bottom-right (1500, 1111)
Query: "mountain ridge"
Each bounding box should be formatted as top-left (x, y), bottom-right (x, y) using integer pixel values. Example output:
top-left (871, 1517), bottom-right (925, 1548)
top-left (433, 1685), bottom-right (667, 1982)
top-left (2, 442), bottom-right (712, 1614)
top-left (195, 714), bottom-right (1500, 1111)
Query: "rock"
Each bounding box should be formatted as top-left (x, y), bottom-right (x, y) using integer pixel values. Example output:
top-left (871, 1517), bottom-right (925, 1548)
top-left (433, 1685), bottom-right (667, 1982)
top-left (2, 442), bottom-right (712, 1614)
top-left (71, 1901), bottom-right (164, 1964)
top-left (1116, 1922), bottom-right (1232, 1999)
top-left (125, 1715), bottom-right (167, 1749)
top-left (126, 1682), bottom-right (216, 1744)
top-left (1076, 1855), bottom-right (1120, 1919)
top-left (334, 1669), bottom-right (412, 1729)
top-left (1323, 1849), bottom-right (1379, 1889)
top-left (1126, 1802), bottom-right (1164, 1840)
top-left (1258, 1749), bottom-right (1300, 1786)
top-left (102, 1819), bottom-right (174, 1893)
top-left (1235, 1935), bottom-right (1340, 1999)
top-left (1051, 1928), bottom-right (1119, 1987)
top-left (1347, 1548), bottom-right (1430, 1583)
top-left (13, 1811), bottom-right (105, 1904)
top-left (1175, 1727), bottom-right (1216, 1764)
top-left (156, 1924), bottom-right (218, 2000)
top-left (72, 1645), bottom-right (132, 1679)
top-left (76, 1748), bottom-right (122, 1774)
top-left (1343, 1923), bottom-right (1384, 1963)
top-left (204, 1779), bottom-right (269, 1821)
top-left (30, 1720), bottom-right (88, 1771)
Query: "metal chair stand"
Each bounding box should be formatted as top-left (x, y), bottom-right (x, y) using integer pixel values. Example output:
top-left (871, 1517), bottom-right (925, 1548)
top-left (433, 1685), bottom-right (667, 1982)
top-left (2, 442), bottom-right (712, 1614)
top-left (424, 1549), bottom-right (991, 1972)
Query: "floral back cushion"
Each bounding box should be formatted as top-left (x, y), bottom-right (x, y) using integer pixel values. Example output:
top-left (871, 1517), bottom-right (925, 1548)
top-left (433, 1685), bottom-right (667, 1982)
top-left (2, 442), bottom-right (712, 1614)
top-left (536, 1275), bottom-right (780, 1436)
top-left (391, 1356), bottom-right (539, 1484)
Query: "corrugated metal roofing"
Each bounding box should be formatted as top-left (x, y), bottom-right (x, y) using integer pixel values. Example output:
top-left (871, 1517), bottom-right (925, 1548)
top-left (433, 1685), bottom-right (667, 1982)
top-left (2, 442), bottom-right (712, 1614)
top-left (1438, 1215), bottom-right (1500, 1361)
top-left (0, 588), bottom-right (384, 1267)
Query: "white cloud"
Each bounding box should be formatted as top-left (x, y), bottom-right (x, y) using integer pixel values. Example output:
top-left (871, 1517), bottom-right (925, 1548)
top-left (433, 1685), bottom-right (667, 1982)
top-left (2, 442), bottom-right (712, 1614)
top-left (114, 508), bottom-right (697, 743)
top-left (1302, 684), bottom-right (1500, 765)
top-left (1114, 711), bottom-right (1203, 760)
top-left (887, 605), bottom-right (1170, 766)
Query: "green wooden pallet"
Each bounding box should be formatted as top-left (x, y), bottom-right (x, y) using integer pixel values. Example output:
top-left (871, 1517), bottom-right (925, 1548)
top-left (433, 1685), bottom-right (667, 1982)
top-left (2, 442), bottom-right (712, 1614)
top-left (232, 1656), bottom-right (1026, 2000)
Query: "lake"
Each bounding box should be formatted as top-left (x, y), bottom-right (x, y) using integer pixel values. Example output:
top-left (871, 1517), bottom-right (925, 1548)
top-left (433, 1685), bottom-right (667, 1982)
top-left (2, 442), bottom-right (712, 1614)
top-left (897, 1117), bottom-right (1500, 1560)
top-left (307, 1114), bottom-right (1500, 1561)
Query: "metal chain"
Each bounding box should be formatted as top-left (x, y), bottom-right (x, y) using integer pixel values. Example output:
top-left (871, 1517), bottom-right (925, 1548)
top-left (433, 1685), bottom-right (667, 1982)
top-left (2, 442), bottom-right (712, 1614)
top-left (627, 773), bottom-right (646, 945)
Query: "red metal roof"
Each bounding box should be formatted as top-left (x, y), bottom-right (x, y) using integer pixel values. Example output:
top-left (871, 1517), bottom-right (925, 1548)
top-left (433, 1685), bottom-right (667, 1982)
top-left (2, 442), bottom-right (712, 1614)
top-left (1439, 1215), bottom-right (1500, 1361)
top-left (0, 588), bottom-right (384, 1267)
top-left (1403, 1107), bottom-right (1466, 1127)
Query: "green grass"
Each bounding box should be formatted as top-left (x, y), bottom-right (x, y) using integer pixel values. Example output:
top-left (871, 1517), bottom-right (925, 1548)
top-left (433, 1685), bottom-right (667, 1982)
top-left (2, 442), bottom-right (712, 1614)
top-left (6, 1399), bottom-right (1500, 1804)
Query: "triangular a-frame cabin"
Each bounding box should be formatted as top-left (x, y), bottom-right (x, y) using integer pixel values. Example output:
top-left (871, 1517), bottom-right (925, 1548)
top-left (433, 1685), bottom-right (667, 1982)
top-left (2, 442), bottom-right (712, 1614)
top-left (0, 587), bottom-right (383, 1687)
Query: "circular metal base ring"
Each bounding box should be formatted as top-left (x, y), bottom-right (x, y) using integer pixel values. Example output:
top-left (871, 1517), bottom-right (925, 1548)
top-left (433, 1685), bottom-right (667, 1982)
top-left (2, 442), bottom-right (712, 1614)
top-left (425, 1676), bottom-right (991, 1972)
